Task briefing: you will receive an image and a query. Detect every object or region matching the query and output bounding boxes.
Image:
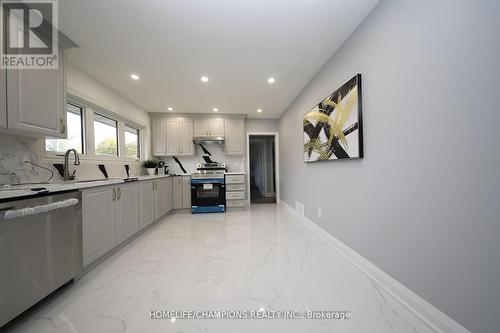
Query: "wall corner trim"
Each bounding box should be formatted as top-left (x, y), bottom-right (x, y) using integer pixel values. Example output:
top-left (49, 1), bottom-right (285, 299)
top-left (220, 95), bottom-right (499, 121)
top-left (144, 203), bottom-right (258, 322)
top-left (279, 201), bottom-right (470, 333)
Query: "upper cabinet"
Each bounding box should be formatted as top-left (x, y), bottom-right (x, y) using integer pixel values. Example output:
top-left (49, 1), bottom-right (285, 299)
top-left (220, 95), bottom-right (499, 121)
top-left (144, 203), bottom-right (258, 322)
top-left (0, 70), bottom-right (6, 129)
top-left (152, 117), bottom-right (194, 157)
top-left (5, 49), bottom-right (66, 138)
top-left (224, 118), bottom-right (245, 155)
top-left (194, 118), bottom-right (224, 137)
top-left (152, 119), bottom-right (166, 155)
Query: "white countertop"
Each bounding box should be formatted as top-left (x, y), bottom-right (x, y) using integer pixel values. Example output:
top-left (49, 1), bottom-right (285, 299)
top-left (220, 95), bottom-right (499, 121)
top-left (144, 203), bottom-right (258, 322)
top-left (0, 175), bottom-right (173, 202)
top-left (225, 172), bottom-right (246, 175)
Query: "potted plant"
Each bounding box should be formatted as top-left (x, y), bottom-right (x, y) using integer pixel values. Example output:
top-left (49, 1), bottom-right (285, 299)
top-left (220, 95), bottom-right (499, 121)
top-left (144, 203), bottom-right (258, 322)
top-left (142, 159), bottom-right (159, 176)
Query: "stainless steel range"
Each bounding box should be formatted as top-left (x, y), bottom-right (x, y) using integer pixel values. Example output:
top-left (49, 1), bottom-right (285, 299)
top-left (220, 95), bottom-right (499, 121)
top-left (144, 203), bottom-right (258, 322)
top-left (191, 163), bottom-right (226, 213)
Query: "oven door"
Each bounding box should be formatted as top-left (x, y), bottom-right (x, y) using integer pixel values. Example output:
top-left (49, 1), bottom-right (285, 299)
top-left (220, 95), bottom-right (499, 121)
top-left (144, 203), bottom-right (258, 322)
top-left (191, 178), bottom-right (226, 213)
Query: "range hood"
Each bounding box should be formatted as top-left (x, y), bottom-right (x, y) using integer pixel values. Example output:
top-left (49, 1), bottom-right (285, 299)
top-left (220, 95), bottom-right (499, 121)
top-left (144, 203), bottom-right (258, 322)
top-left (192, 136), bottom-right (225, 144)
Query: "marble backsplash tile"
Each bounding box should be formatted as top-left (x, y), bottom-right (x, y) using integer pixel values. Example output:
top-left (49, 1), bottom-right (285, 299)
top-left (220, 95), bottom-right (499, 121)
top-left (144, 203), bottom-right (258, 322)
top-left (159, 142), bottom-right (245, 174)
top-left (0, 134), bottom-right (143, 185)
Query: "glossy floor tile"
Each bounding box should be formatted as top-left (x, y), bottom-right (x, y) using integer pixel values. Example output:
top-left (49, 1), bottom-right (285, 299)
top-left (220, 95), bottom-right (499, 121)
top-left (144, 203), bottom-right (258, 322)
top-left (6, 204), bottom-right (435, 333)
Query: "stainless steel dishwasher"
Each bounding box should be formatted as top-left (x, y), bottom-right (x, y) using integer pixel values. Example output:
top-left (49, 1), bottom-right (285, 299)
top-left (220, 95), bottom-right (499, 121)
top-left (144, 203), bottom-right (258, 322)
top-left (0, 190), bottom-right (83, 327)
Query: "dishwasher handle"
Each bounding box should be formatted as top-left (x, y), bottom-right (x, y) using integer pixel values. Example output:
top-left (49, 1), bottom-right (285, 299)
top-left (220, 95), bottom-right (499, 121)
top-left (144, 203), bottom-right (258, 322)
top-left (0, 198), bottom-right (80, 220)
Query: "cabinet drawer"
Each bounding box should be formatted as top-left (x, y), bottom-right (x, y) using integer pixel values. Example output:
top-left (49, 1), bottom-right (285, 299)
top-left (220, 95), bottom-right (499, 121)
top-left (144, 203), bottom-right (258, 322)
top-left (225, 175), bottom-right (245, 184)
top-left (226, 191), bottom-right (245, 200)
top-left (226, 199), bottom-right (245, 208)
top-left (226, 183), bottom-right (246, 191)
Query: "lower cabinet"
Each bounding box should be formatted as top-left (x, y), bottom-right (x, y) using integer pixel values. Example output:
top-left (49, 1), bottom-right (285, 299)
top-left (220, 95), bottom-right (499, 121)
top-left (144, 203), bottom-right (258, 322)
top-left (155, 177), bottom-right (173, 219)
top-left (139, 180), bottom-right (155, 229)
top-left (116, 183), bottom-right (139, 243)
top-left (173, 175), bottom-right (191, 209)
top-left (82, 183), bottom-right (139, 267)
top-left (83, 177), bottom-right (174, 267)
top-left (82, 186), bottom-right (116, 267)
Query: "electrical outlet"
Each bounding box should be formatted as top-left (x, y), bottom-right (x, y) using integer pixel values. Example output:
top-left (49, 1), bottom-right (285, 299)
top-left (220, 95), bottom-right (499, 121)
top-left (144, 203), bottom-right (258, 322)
top-left (317, 208), bottom-right (322, 219)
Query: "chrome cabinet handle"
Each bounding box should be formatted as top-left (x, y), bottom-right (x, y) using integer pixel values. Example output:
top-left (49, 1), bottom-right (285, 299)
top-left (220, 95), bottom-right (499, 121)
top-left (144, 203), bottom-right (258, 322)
top-left (117, 188), bottom-right (121, 200)
top-left (112, 188), bottom-right (116, 201)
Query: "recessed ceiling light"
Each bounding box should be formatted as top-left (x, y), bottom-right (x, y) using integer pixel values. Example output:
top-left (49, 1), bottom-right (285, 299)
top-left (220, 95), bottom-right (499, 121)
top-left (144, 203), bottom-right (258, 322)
top-left (212, 108), bottom-right (219, 112)
top-left (257, 109), bottom-right (263, 113)
top-left (130, 74), bottom-right (140, 80)
top-left (267, 77), bottom-right (275, 84)
top-left (201, 76), bottom-right (209, 82)
top-left (167, 107), bottom-right (173, 111)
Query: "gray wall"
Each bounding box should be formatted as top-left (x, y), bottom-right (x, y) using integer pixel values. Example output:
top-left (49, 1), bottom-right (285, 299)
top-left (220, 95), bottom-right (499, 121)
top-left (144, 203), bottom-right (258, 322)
top-left (278, 1), bottom-right (500, 332)
top-left (246, 119), bottom-right (279, 133)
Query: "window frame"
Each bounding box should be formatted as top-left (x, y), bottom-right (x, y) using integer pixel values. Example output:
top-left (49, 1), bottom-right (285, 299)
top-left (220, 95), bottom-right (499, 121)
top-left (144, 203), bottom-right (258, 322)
top-left (124, 124), bottom-right (141, 160)
top-left (43, 94), bottom-right (145, 162)
top-left (93, 112), bottom-right (119, 158)
top-left (45, 101), bottom-right (86, 156)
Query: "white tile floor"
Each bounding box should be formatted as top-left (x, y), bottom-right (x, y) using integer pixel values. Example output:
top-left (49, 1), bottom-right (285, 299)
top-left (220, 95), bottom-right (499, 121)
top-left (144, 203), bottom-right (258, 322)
top-left (6, 204), bottom-right (435, 333)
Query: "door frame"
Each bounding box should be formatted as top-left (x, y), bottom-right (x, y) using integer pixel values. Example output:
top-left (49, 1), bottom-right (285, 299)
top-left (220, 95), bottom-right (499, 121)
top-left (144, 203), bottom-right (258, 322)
top-left (246, 132), bottom-right (280, 205)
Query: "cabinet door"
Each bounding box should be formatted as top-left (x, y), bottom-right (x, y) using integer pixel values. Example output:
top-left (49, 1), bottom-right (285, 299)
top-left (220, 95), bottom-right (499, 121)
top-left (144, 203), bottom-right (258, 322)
top-left (0, 69), bottom-right (6, 129)
top-left (6, 49), bottom-right (66, 138)
top-left (82, 186), bottom-right (116, 267)
top-left (139, 180), bottom-right (155, 229)
top-left (157, 178), bottom-right (172, 216)
top-left (194, 119), bottom-right (210, 136)
top-left (172, 176), bottom-right (182, 209)
top-left (180, 118), bottom-right (194, 155)
top-left (166, 177), bottom-right (173, 213)
top-left (116, 183), bottom-right (139, 243)
top-left (224, 118), bottom-right (245, 155)
top-left (165, 119), bottom-right (180, 156)
top-left (152, 119), bottom-right (165, 156)
top-left (182, 176), bottom-right (192, 209)
top-left (210, 118), bottom-right (225, 136)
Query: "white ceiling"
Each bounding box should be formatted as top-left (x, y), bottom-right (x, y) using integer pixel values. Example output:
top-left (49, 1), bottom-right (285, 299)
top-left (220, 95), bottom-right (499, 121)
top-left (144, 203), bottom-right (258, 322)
top-left (60, 0), bottom-right (379, 119)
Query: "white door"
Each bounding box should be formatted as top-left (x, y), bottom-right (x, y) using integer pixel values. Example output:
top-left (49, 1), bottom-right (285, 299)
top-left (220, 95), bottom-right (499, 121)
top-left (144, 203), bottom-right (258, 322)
top-left (139, 180), bottom-right (155, 229)
top-left (224, 118), bottom-right (244, 155)
top-left (182, 176), bottom-right (192, 208)
top-left (194, 119), bottom-right (210, 136)
top-left (165, 119), bottom-right (180, 156)
top-left (153, 181), bottom-right (160, 220)
top-left (116, 183), bottom-right (139, 243)
top-left (82, 186), bottom-right (116, 267)
top-left (172, 176), bottom-right (182, 209)
top-left (6, 49), bottom-right (66, 138)
top-left (152, 119), bottom-right (165, 156)
top-left (166, 177), bottom-right (173, 213)
top-left (180, 118), bottom-right (194, 155)
top-left (0, 69), bottom-right (6, 129)
top-left (210, 118), bottom-right (225, 136)
top-left (157, 178), bottom-right (170, 217)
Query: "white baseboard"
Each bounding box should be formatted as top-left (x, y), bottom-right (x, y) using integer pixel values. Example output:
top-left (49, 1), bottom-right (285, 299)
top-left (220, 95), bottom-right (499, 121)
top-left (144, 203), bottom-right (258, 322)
top-left (280, 201), bottom-right (470, 333)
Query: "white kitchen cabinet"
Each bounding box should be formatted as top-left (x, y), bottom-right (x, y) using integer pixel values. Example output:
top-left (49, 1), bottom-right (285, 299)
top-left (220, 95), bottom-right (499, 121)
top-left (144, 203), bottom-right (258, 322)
top-left (82, 186), bottom-right (116, 267)
top-left (194, 118), bottom-right (225, 136)
top-left (155, 177), bottom-right (172, 218)
top-left (165, 119), bottom-right (180, 156)
top-left (82, 183), bottom-right (139, 266)
top-left (152, 119), bottom-right (166, 156)
top-left (173, 175), bottom-right (191, 209)
top-left (226, 173), bottom-right (246, 209)
top-left (224, 118), bottom-right (245, 155)
top-left (139, 180), bottom-right (155, 229)
top-left (164, 118), bottom-right (194, 156)
top-left (193, 119), bottom-right (210, 136)
top-left (0, 70), bottom-right (6, 129)
top-left (116, 183), bottom-right (139, 243)
top-left (6, 48), bottom-right (66, 138)
top-left (180, 119), bottom-right (194, 155)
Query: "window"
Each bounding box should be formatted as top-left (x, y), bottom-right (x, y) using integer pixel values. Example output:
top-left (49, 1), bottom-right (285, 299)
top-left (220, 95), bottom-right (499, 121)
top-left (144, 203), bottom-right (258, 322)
top-left (46, 102), bottom-right (84, 154)
top-left (124, 125), bottom-right (140, 159)
top-left (94, 113), bottom-right (118, 156)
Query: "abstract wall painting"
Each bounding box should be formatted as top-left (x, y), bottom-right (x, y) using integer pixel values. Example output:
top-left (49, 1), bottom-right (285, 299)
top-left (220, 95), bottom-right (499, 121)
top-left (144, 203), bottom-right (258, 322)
top-left (303, 74), bottom-right (363, 162)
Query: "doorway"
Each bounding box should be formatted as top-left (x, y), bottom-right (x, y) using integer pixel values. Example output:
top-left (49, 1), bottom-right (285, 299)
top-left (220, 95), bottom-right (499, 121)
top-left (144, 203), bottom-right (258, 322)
top-left (247, 134), bottom-right (278, 204)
